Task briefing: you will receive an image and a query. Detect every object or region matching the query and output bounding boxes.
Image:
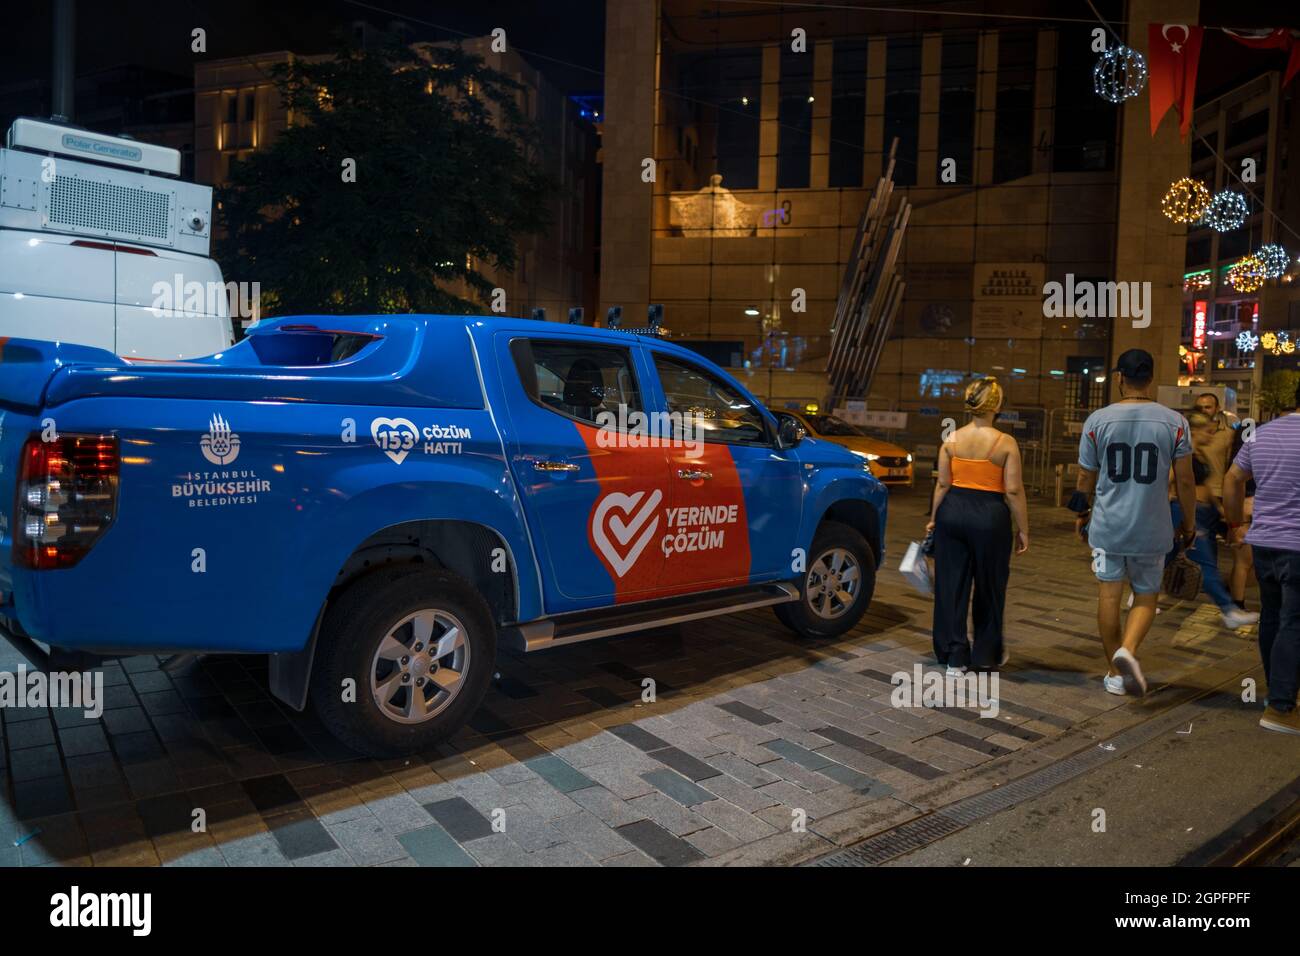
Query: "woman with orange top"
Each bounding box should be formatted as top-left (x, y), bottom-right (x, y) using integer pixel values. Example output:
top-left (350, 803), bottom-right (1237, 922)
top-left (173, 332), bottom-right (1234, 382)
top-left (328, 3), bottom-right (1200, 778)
top-left (925, 377), bottom-right (1030, 673)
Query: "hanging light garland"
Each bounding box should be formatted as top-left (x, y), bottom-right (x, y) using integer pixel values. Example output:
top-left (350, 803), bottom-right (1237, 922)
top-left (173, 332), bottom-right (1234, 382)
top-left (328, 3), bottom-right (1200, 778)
top-left (1162, 178), bottom-right (1211, 223)
top-left (1256, 243), bottom-right (1290, 279)
top-left (1200, 190), bottom-right (1249, 231)
top-left (1093, 45), bottom-right (1147, 103)
top-left (1227, 254), bottom-right (1266, 293)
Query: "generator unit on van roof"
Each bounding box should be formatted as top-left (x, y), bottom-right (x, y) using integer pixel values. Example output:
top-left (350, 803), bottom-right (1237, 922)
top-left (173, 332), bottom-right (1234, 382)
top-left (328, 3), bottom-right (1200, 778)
top-left (0, 118), bottom-right (212, 256)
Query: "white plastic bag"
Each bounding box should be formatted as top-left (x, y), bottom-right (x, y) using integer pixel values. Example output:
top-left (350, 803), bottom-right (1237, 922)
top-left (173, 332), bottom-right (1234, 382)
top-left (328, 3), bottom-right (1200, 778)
top-left (898, 540), bottom-right (932, 596)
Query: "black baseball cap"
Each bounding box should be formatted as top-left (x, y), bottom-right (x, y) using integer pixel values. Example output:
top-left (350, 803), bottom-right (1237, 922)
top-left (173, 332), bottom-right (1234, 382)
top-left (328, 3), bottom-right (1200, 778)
top-left (1114, 348), bottom-right (1154, 381)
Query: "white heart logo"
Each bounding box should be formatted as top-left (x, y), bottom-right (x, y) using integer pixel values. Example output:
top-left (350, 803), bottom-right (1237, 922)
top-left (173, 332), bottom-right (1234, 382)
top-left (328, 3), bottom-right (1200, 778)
top-left (591, 489), bottom-right (663, 579)
top-left (370, 416), bottom-right (420, 465)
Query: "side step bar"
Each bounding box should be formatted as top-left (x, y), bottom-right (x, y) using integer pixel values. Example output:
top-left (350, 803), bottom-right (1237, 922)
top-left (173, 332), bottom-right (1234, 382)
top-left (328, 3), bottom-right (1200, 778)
top-left (504, 582), bottom-right (800, 653)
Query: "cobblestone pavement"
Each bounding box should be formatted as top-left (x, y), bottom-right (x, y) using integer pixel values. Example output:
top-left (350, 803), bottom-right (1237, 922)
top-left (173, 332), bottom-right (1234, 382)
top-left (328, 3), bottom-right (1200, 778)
top-left (0, 489), bottom-right (1267, 866)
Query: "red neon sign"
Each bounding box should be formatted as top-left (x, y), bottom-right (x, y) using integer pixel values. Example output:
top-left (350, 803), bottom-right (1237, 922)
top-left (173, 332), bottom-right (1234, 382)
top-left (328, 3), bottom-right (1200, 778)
top-left (1193, 300), bottom-right (1207, 350)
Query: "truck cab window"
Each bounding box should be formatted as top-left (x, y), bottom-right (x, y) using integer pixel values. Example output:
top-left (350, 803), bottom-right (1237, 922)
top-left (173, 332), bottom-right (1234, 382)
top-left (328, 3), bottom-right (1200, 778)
top-left (653, 354), bottom-right (769, 445)
top-left (521, 341), bottom-right (641, 427)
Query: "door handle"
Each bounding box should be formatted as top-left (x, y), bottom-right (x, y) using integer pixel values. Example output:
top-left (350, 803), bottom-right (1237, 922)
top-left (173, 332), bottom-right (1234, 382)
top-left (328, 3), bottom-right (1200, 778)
top-left (533, 460), bottom-right (580, 473)
top-left (677, 469), bottom-right (713, 480)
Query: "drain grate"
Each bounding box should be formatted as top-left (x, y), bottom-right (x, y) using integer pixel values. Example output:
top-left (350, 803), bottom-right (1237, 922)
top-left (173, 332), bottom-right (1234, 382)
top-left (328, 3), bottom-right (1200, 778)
top-left (811, 689), bottom-right (1211, 866)
top-left (814, 814), bottom-right (964, 867)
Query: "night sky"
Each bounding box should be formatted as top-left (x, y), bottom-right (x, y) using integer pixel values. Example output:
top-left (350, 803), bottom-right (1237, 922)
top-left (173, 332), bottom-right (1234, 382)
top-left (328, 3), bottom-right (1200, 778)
top-left (1, 0), bottom-right (608, 97)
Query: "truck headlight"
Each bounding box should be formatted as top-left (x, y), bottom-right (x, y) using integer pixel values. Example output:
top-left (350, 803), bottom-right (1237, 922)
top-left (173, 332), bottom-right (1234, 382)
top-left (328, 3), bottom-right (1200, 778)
top-left (851, 451), bottom-right (879, 461)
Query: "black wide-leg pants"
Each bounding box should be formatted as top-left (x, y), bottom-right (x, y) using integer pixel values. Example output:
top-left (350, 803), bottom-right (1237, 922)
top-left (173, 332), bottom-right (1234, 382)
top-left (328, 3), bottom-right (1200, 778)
top-left (931, 486), bottom-right (1013, 669)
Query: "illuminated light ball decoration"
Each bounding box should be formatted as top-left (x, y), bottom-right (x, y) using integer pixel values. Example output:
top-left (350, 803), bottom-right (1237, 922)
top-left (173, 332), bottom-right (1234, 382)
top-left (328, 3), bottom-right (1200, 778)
top-left (1256, 243), bottom-right (1290, 279)
top-left (1162, 178), bottom-right (1211, 223)
top-left (1236, 331), bottom-right (1259, 352)
top-left (1227, 254), bottom-right (1266, 293)
top-left (1093, 45), bottom-right (1148, 103)
top-left (1257, 330), bottom-right (1295, 356)
top-left (1200, 190), bottom-right (1249, 231)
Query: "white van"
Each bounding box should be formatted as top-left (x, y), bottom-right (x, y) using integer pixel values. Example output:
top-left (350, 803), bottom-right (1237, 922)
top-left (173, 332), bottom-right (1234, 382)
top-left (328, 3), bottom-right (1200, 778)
top-left (0, 118), bottom-right (234, 360)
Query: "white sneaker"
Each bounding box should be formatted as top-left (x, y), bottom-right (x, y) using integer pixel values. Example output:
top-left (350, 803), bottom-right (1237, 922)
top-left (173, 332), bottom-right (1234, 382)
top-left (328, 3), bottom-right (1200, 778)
top-left (1220, 608), bottom-right (1260, 629)
top-left (1103, 674), bottom-right (1127, 696)
top-left (946, 665), bottom-right (968, 678)
top-left (1111, 647), bottom-right (1147, 696)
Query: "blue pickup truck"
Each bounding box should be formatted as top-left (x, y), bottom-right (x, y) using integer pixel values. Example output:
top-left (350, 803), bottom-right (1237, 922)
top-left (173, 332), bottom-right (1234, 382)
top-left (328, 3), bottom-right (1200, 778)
top-left (0, 315), bottom-right (887, 755)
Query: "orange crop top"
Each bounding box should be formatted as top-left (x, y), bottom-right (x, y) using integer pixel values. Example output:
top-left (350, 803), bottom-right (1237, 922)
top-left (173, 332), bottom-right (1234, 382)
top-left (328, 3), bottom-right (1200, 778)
top-left (951, 456), bottom-right (1006, 493)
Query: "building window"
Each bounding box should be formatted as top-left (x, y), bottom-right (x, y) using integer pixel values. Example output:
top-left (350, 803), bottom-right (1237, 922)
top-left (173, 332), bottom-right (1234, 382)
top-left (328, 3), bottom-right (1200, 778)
top-left (994, 29), bottom-right (1036, 183)
top-left (883, 36), bottom-right (920, 186)
top-left (829, 39), bottom-right (867, 188)
top-left (1052, 26), bottom-right (1116, 172)
top-left (777, 46), bottom-right (813, 189)
top-left (938, 32), bottom-right (977, 184)
top-left (225, 95), bottom-right (238, 124)
top-left (244, 90), bottom-right (256, 122)
top-left (678, 49), bottom-right (762, 190)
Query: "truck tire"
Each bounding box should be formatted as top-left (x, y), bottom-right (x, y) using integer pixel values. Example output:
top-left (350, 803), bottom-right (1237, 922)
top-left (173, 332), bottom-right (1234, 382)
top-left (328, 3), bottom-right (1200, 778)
top-left (310, 566), bottom-right (496, 757)
top-left (775, 520), bottom-right (876, 639)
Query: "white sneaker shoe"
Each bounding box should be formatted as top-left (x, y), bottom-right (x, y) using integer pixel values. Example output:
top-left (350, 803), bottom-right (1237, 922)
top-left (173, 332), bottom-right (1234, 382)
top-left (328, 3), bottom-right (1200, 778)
top-left (1111, 647), bottom-right (1147, 696)
top-left (1220, 607), bottom-right (1260, 629)
top-left (945, 665), bottom-right (968, 678)
top-left (1103, 674), bottom-right (1127, 696)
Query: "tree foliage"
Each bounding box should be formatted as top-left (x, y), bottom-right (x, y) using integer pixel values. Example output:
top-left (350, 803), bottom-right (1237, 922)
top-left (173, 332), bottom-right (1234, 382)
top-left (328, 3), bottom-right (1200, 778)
top-left (218, 38), bottom-right (552, 316)
top-left (1259, 369), bottom-right (1300, 418)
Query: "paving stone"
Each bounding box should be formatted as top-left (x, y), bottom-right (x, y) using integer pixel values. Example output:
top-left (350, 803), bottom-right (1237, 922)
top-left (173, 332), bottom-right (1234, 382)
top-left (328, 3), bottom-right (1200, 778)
top-left (424, 796), bottom-right (494, 842)
top-left (569, 785), bottom-right (646, 827)
top-left (694, 798), bottom-right (780, 842)
top-left (463, 832), bottom-right (536, 866)
top-left (325, 817), bottom-right (408, 866)
top-left (615, 819), bottom-right (705, 867)
top-left (683, 825), bottom-right (743, 857)
top-left (398, 824), bottom-right (478, 867)
top-left (219, 831), bottom-right (292, 867)
top-left (523, 754), bottom-right (595, 793)
top-left (600, 849), bottom-right (658, 867)
top-left (362, 791), bottom-right (434, 834)
top-left (625, 790), bottom-right (709, 837)
top-left (528, 841), bottom-right (600, 866)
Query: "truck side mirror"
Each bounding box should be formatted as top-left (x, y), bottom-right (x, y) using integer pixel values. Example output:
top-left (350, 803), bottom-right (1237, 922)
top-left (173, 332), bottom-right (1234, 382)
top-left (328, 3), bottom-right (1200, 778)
top-left (775, 413), bottom-right (805, 450)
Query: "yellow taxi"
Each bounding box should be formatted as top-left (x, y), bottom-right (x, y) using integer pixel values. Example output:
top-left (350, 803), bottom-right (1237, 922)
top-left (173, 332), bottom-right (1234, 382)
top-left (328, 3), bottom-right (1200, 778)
top-left (790, 411), bottom-right (914, 487)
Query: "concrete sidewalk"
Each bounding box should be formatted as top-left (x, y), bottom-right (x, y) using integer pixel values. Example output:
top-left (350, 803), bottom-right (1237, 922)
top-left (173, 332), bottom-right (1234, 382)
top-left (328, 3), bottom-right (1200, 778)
top-left (0, 489), bottom-right (1276, 867)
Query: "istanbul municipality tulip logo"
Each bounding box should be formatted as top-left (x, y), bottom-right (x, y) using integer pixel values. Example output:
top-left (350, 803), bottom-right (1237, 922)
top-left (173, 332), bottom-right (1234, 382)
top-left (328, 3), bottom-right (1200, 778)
top-left (200, 414), bottom-right (241, 465)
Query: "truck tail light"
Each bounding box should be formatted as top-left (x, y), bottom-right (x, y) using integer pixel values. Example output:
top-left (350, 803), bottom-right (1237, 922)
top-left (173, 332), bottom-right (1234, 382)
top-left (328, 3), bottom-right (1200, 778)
top-left (15, 434), bottom-right (120, 570)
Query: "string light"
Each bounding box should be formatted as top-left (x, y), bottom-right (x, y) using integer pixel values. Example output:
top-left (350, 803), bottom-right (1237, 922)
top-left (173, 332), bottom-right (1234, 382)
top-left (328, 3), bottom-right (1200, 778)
top-left (1200, 190), bottom-right (1249, 232)
top-left (1257, 243), bottom-right (1289, 278)
top-left (1162, 178), bottom-right (1211, 223)
top-left (1227, 254), bottom-right (1265, 292)
top-left (1093, 45), bottom-right (1147, 104)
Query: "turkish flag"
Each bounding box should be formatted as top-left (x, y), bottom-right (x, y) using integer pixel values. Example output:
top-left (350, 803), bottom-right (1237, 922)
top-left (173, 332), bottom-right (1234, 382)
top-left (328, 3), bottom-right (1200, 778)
top-left (1149, 24), bottom-right (1204, 139)
top-left (1223, 29), bottom-right (1300, 88)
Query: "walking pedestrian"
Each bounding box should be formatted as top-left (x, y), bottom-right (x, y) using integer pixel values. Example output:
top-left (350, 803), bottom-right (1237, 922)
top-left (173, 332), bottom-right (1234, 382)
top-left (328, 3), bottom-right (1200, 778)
top-left (1170, 411), bottom-right (1260, 629)
top-left (1223, 379), bottom-right (1300, 735)
top-left (1072, 350), bottom-right (1197, 696)
top-left (927, 376), bottom-right (1030, 675)
top-left (1228, 420), bottom-right (1256, 611)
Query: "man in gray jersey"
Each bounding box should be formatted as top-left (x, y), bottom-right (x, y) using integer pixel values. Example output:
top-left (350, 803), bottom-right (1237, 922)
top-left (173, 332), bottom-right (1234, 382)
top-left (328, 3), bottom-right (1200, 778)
top-left (1074, 349), bottom-right (1197, 696)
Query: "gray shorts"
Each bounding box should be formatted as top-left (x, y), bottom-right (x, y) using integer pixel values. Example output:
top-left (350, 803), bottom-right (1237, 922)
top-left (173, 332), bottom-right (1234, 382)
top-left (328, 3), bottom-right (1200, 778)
top-left (1094, 551), bottom-right (1164, 594)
